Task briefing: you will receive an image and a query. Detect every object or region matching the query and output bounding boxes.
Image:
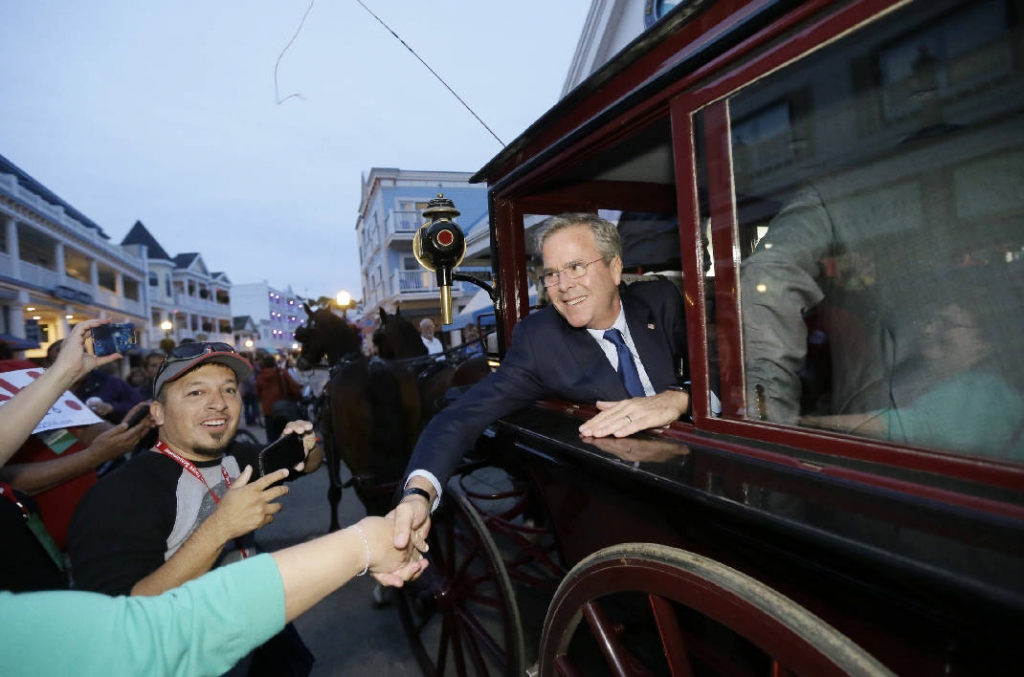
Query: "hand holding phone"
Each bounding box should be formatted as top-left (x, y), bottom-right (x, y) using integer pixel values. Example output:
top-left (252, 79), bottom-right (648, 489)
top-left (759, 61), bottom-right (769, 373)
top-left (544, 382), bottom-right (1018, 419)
top-left (258, 433), bottom-right (306, 478)
top-left (92, 323), bottom-right (138, 356)
top-left (124, 404), bottom-right (151, 428)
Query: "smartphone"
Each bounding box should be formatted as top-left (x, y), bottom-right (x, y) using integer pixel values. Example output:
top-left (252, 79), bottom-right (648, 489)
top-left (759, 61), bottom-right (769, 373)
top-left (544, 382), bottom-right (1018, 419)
top-left (92, 323), bottom-right (138, 356)
top-left (124, 404), bottom-right (151, 428)
top-left (258, 433), bottom-right (305, 478)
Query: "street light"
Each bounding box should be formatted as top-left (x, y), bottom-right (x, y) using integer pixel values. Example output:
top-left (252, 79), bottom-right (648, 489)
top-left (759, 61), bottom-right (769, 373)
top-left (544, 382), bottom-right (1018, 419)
top-left (336, 290), bottom-right (353, 319)
top-left (160, 320), bottom-right (173, 339)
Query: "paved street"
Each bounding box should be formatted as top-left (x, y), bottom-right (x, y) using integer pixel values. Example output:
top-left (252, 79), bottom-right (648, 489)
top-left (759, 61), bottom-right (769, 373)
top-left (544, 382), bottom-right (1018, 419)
top-left (242, 424), bottom-right (422, 677)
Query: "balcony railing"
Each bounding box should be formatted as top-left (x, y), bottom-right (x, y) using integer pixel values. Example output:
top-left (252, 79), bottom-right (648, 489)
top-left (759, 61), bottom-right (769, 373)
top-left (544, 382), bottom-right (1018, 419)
top-left (395, 269), bottom-right (437, 293)
top-left (385, 210), bottom-right (422, 237)
top-left (18, 261), bottom-right (60, 289)
top-left (175, 293), bottom-right (230, 314)
top-left (62, 277), bottom-right (93, 296)
top-left (391, 270), bottom-right (475, 296)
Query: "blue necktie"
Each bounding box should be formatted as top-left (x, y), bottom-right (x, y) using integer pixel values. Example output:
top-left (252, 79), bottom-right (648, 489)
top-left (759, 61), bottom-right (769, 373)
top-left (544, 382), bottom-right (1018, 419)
top-left (603, 328), bottom-right (646, 398)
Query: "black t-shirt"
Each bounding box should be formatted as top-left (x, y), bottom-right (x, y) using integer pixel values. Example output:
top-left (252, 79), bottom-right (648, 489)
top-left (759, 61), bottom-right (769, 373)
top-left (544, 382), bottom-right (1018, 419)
top-left (67, 441), bottom-right (262, 596)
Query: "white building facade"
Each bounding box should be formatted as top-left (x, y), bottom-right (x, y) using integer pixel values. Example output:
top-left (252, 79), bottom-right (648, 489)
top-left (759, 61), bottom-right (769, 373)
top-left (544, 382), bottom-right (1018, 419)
top-left (563, 0), bottom-right (680, 95)
top-left (0, 152), bottom-right (239, 361)
top-left (0, 154), bottom-right (147, 360)
top-left (231, 281), bottom-right (304, 354)
top-left (121, 221), bottom-right (234, 348)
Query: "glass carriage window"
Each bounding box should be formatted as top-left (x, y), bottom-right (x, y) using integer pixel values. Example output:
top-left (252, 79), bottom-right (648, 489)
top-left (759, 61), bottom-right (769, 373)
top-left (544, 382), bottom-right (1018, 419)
top-left (719, 0), bottom-right (1023, 463)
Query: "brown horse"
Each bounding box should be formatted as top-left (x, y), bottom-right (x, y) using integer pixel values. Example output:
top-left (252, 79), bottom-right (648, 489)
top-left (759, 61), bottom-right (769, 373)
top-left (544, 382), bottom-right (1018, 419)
top-left (295, 305), bottom-right (421, 528)
top-left (375, 308), bottom-right (493, 420)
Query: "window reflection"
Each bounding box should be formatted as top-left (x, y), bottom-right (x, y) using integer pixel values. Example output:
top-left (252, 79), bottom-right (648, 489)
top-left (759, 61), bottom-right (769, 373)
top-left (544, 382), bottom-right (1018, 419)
top-left (728, 0), bottom-right (1024, 461)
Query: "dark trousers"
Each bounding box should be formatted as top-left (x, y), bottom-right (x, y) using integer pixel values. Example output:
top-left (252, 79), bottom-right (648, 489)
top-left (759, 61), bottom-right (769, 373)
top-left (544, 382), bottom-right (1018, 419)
top-left (265, 416), bottom-right (287, 444)
top-left (243, 396), bottom-right (261, 426)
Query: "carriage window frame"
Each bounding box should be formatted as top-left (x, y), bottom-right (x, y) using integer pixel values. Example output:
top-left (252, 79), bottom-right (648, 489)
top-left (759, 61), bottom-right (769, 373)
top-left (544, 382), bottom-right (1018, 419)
top-left (669, 0), bottom-right (1024, 489)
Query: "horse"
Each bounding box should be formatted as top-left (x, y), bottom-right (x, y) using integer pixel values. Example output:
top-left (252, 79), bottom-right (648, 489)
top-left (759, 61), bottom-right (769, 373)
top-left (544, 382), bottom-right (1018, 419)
top-left (375, 307), bottom-right (493, 420)
top-left (295, 305), bottom-right (422, 529)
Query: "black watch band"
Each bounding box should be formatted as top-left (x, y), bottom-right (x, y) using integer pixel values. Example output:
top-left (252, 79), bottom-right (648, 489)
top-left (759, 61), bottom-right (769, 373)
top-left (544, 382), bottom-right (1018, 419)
top-left (402, 487), bottom-right (432, 504)
top-left (666, 384), bottom-right (691, 416)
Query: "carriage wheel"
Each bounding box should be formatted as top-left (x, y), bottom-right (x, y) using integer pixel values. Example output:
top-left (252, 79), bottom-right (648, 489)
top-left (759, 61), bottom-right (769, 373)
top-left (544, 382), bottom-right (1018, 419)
top-left (538, 543), bottom-right (893, 677)
top-left (396, 482), bottom-right (526, 677)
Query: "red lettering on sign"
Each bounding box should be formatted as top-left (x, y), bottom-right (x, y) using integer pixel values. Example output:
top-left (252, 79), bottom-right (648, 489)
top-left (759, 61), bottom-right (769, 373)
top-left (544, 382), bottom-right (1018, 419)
top-left (0, 379), bottom-right (23, 401)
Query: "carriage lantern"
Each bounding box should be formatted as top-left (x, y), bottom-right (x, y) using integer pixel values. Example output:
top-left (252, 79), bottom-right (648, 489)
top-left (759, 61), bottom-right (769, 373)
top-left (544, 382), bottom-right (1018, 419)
top-left (414, 193), bottom-right (466, 325)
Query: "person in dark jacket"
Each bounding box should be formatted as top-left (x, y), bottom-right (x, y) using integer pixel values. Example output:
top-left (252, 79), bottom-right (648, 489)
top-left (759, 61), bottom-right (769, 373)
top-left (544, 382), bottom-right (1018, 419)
top-left (255, 354), bottom-right (302, 442)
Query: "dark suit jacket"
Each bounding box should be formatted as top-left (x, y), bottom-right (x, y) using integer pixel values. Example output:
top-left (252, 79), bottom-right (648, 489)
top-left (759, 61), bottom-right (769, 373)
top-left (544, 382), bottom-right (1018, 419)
top-left (405, 277), bottom-right (687, 491)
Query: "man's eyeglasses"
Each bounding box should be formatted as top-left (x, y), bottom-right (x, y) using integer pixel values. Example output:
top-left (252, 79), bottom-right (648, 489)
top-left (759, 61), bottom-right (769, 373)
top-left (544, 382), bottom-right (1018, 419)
top-left (156, 342), bottom-right (237, 378)
top-left (540, 258), bottom-right (606, 288)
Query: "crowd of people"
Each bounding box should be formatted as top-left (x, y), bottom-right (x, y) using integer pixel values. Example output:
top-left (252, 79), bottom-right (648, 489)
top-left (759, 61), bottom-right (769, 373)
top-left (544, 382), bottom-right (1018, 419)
top-left (0, 320), bottom-right (428, 676)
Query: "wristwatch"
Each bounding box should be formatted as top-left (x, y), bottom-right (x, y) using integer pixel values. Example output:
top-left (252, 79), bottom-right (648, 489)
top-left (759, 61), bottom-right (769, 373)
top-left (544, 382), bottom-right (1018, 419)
top-left (402, 487), bottom-right (432, 504)
top-left (665, 384), bottom-right (691, 416)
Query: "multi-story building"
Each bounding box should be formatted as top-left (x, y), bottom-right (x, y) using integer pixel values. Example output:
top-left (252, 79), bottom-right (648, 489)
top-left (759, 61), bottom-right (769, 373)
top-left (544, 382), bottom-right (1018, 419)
top-left (355, 168), bottom-right (488, 331)
top-left (121, 221), bottom-right (234, 347)
top-left (563, 0), bottom-right (672, 95)
top-left (231, 281), bottom-right (304, 354)
top-left (0, 153), bottom-right (147, 360)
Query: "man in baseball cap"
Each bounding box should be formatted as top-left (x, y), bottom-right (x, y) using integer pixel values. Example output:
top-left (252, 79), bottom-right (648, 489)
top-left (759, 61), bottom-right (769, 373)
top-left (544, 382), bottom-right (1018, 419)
top-left (69, 340), bottom-right (322, 672)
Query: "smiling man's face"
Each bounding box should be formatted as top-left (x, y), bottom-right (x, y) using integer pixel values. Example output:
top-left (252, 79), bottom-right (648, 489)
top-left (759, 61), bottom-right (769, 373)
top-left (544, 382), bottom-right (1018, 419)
top-left (542, 224), bottom-right (623, 330)
top-left (151, 363), bottom-right (241, 460)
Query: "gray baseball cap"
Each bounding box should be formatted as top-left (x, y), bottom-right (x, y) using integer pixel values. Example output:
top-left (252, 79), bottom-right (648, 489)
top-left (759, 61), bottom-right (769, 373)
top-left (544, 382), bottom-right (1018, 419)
top-left (153, 342), bottom-right (253, 398)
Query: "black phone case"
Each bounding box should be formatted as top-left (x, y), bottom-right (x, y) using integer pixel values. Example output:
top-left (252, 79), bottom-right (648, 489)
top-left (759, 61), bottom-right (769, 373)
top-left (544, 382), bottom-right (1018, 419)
top-left (258, 433), bottom-right (305, 477)
top-left (124, 404), bottom-right (151, 428)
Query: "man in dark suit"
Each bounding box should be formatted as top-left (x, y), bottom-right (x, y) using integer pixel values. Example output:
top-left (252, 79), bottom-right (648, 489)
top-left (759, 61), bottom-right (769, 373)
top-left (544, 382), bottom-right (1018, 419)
top-left (390, 213), bottom-right (691, 555)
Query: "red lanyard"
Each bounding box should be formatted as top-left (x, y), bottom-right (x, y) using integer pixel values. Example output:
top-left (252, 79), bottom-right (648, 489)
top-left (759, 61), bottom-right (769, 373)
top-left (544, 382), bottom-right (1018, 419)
top-left (0, 482), bottom-right (28, 517)
top-left (153, 440), bottom-right (249, 558)
top-left (154, 440), bottom-right (232, 502)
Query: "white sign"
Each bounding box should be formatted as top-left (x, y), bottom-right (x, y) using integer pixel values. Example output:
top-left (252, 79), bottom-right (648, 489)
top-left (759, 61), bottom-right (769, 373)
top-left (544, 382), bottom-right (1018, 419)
top-left (0, 368), bottom-right (103, 433)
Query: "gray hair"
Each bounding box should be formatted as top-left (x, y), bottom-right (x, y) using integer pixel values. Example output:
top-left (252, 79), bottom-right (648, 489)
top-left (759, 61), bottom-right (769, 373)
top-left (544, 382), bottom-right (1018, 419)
top-left (535, 213), bottom-right (622, 261)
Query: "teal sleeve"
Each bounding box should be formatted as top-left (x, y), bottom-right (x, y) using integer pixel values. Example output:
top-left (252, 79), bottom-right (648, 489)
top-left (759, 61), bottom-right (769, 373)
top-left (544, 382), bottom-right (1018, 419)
top-left (0, 553), bottom-right (285, 677)
top-left (883, 371), bottom-right (1023, 458)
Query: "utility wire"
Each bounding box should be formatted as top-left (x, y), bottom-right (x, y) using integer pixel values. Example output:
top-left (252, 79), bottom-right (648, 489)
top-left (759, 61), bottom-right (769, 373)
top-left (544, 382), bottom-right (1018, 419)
top-left (274, 0), bottom-right (316, 105)
top-left (352, 0), bottom-right (505, 147)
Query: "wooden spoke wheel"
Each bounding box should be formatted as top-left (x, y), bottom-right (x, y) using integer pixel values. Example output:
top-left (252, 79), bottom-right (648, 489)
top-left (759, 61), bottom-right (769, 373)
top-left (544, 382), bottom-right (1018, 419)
top-left (396, 482), bottom-right (526, 677)
top-left (538, 543), bottom-right (893, 677)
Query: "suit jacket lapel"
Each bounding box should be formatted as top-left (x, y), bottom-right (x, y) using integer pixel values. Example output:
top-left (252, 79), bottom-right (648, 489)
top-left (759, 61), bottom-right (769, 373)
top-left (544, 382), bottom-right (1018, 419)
top-left (561, 322), bottom-right (625, 397)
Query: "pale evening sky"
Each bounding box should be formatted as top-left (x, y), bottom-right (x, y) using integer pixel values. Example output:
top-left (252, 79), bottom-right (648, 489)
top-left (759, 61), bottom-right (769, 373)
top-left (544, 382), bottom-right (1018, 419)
top-left (0, 1), bottom-right (591, 301)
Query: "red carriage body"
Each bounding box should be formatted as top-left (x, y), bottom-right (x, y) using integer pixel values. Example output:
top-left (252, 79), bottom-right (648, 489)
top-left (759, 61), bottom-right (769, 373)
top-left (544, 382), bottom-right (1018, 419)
top-left (400, 1), bottom-right (1024, 674)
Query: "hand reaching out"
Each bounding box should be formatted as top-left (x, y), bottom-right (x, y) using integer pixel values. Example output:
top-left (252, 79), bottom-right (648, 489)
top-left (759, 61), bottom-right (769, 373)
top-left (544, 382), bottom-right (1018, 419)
top-left (356, 515), bottom-right (429, 587)
top-left (86, 402), bottom-right (154, 463)
top-left (376, 495), bottom-right (432, 586)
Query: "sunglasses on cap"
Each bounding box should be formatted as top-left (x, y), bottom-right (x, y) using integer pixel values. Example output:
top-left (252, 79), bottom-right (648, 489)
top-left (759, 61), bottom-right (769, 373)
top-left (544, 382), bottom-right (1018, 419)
top-left (155, 342), bottom-right (238, 379)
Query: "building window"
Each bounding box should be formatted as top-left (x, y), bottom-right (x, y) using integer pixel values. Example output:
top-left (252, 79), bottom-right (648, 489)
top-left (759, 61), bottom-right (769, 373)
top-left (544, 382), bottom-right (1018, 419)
top-left (97, 265), bottom-right (116, 292)
top-left (123, 277), bottom-right (141, 302)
